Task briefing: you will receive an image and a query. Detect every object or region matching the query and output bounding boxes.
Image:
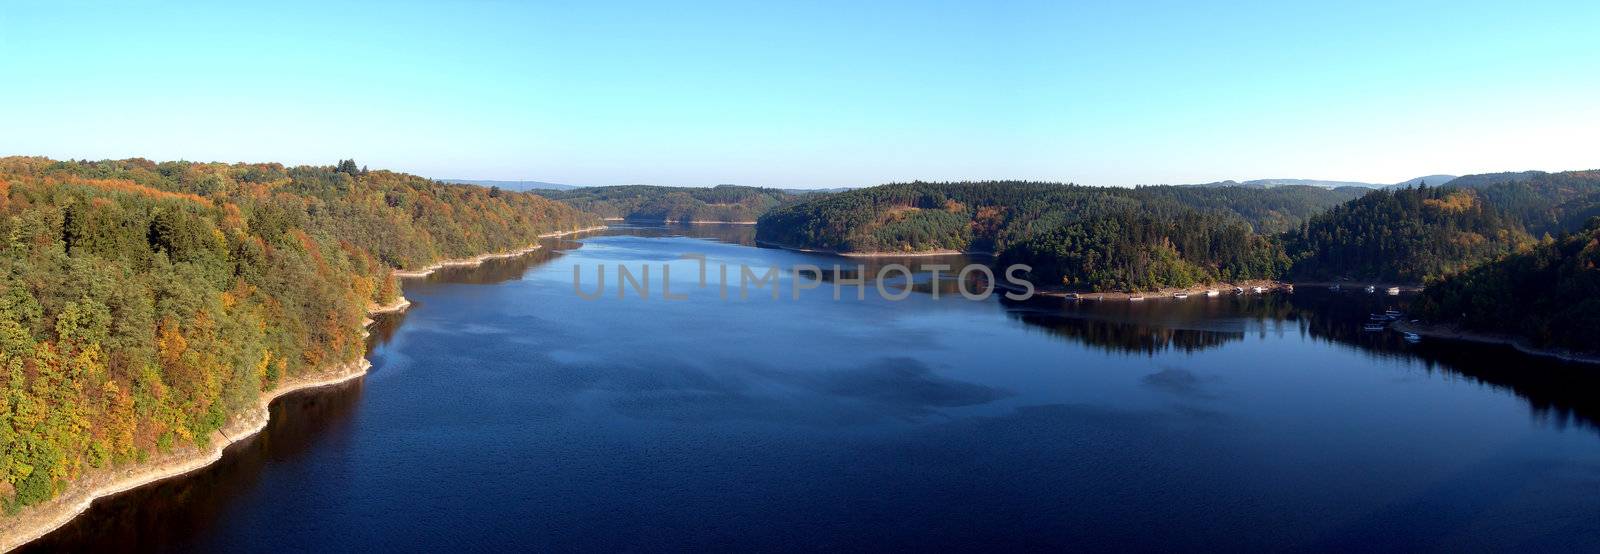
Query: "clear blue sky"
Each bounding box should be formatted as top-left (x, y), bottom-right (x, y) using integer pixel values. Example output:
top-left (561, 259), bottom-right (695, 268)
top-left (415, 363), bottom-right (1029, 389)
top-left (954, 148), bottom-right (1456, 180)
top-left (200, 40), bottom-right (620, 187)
top-left (3, 1), bottom-right (1596, 188)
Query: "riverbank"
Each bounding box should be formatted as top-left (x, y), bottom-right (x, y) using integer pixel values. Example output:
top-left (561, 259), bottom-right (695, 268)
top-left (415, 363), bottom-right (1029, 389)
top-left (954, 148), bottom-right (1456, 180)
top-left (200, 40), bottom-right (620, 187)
top-left (392, 225), bottom-right (608, 278)
top-left (1038, 280), bottom-right (1291, 301)
top-left (603, 217), bottom-right (757, 225)
top-left (1291, 280), bottom-right (1424, 293)
top-left (0, 227), bottom-right (607, 552)
top-left (0, 356), bottom-right (372, 552)
top-left (1391, 320), bottom-right (1600, 365)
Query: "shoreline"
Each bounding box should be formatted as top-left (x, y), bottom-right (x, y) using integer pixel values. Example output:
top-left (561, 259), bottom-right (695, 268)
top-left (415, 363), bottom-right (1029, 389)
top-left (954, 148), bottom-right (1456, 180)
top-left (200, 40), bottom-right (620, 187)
top-left (1036, 280), bottom-right (1291, 301)
top-left (0, 227), bottom-right (609, 551)
top-left (391, 225), bottom-right (609, 278)
top-left (1391, 320), bottom-right (1600, 365)
top-left (0, 357), bottom-right (373, 552)
top-left (603, 217), bottom-right (757, 225)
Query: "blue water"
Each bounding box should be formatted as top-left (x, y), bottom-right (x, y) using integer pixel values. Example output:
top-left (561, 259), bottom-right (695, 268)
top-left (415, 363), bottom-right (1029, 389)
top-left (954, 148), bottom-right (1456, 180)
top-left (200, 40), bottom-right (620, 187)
top-left (28, 225), bottom-right (1600, 552)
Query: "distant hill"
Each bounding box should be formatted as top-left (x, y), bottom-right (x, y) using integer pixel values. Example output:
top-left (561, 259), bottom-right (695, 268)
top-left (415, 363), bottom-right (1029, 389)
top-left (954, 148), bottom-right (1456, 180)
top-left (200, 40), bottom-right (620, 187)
top-left (442, 179), bottom-right (580, 191)
top-left (533, 184), bottom-right (801, 222)
top-left (1389, 174), bottom-right (1458, 188)
top-left (1239, 178), bottom-right (1383, 188)
top-left (1441, 171), bottom-right (1545, 189)
top-left (1192, 175), bottom-right (1456, 189)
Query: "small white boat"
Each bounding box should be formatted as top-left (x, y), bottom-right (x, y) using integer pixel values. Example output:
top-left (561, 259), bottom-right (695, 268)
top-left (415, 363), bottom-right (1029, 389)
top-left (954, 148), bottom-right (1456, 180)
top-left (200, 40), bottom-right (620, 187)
top-left (1205, 289), bottom-right (1220, 297)
top-left (1128, 295), bottom-right (1145, 301)
top-left (1251, 286), bottom-right (1265, 293)
top-left (1384, 309), bottom-right (1403, 317)
top-left (1329, 284), bottom-right (1342, 291)
top-left (1365, 285), bottom-right (1376, 293)
top-left (1386, 287), bottom-right (1401, 295)
top-left (1173, 293), bottom-right (1189, 299)
top-left (1403, 332), bottom-right (1422, 343)
top-left (1363, 323), bottom-right (1386, 332)
top-left (1233, 287), bottom-right (1244, 294)
top-left (1064, 293), bottom-right (1080, 300)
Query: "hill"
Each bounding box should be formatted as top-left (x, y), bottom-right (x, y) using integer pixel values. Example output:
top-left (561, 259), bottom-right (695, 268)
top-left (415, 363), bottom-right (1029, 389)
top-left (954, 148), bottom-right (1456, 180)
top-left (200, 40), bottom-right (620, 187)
top-left (756, 181), bottom-right (1303, 291)
top-left (1445, 170), bottom-right (1600, 235)
top-left (441, 179), bottom-right (580, 191)
top-left (0, 157), bottom-right (596, 511)
top-left (1284, 185), bottom-right (1532, 283)
top-left (534, 185), bottom-right (802, 223)
top-left (1413, 218), bottom-right (1600, 355)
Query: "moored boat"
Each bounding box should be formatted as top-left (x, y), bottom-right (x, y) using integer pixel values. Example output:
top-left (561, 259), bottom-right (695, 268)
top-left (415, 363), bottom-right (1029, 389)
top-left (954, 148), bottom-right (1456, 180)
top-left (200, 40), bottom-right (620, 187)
top-left (1173, 292), bottom-right (1189, 299)
top-left (1128, 295), bottom-right (1145, 301)
top-left (1386, 287), bottom-right (1401, 295)
top-left (1205, 289), bottom-right (1220, 297)
top-left (1362, 322), bottom-right (1386, 332)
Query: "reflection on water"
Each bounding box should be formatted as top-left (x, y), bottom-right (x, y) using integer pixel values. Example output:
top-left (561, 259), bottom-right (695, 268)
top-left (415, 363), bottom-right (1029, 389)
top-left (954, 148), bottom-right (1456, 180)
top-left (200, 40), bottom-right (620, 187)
top-left (24, 223), bottom-right (1600, 552)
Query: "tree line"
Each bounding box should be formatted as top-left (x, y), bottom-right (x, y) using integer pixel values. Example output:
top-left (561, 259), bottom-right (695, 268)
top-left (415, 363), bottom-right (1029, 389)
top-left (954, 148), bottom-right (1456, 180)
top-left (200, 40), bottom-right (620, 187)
top-left (533, 185), bottom-right (804, 222)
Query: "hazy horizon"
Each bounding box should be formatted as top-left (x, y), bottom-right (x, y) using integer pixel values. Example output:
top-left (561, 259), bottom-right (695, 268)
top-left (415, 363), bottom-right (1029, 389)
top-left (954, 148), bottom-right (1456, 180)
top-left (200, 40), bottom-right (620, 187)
top-left (4, 1), bottom-right (1596, 188)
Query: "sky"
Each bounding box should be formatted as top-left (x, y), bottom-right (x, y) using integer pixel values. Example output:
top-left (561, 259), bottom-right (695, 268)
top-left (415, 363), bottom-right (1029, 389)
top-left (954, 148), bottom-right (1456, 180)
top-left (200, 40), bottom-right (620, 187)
top-left (2, 1), bottom-right (1597, 188)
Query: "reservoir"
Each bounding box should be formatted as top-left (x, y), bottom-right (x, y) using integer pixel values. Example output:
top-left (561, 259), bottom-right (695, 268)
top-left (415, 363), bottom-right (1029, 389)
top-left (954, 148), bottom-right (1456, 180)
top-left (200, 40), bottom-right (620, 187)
top-left (25, 224), bottom-right (1600, 552)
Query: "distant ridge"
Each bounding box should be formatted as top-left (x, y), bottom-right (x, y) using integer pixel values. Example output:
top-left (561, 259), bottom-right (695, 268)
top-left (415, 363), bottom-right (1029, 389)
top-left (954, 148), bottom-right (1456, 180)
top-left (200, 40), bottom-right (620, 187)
top-left (442, 178), bottom-right (580, 191)
top-left (1186, 175), bottom-right (1458, 189)
top-left (1387, 174), bottom-right (1459, 188)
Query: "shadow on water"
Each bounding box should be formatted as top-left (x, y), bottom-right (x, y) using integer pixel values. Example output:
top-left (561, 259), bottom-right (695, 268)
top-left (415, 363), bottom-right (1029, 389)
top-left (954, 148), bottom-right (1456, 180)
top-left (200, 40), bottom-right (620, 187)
top-left (1002, 288), bottom-right (1600, 433)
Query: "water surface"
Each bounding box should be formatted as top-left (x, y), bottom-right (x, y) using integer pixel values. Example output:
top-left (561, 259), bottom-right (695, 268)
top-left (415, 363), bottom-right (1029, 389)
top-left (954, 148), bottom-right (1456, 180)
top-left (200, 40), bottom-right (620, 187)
top-left (27, 224), bottom-right (1600, 552)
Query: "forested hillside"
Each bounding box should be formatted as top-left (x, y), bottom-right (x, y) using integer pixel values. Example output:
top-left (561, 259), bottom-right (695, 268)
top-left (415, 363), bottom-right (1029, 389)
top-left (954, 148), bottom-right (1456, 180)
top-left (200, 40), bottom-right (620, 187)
top-left (1284, 186), bottom-right (1532, 283)
top-left (1452, 170), bottom-right (1600, 235)
top-left (533, 185), bottom-right (800, 222)
top-left (0, 157), bottom-right (595, 511)
top-left (756, 181), bottom-right (1303, 291)
top-left (1413, 218), bottom-right (1600, 353)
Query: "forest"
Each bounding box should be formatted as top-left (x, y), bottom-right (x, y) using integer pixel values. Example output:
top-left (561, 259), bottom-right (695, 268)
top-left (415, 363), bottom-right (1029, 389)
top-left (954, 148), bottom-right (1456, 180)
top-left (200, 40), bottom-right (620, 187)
top-left (532, 185), bottom-right (803, 223)
top-left (1283, 185), bottom-right (1533, 283)
top-left (5, 158), bottom-right (1596, 512)
top-left (756, 181), bottom-right (1349, 290)
top-left (0, 157), bottom-right (595, 510)
top-left (1413, 217), bottom-right (1600, 353)
top-left (756, 174), bottom-right (1600, 294)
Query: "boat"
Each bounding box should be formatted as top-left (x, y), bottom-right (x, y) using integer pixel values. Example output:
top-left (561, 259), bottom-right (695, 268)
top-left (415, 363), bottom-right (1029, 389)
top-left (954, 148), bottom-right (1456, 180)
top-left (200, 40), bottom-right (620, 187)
top-left (1128, 296), bottom-right (1145, 301)
top-left (1233, 287), bottom-right (1244, 294)
top-left (1284, 284), bottom-right (1294, 293)
top-left (1368, 314), bottom-right (1387, 321)
top-left (1384, 309), bottom-right (1403, 318)
top-left (1064, 293), bottom-right (1079, 300)
top-left (1205, 289), bottom-right (1220, 297)
top-left (1329, 284), bottom-right (1341, 291)
top-left (1365, 285), bottom-right (1376, 293)
top-left (1362, 323), bottom-right (1386, 332)
top-left (1386, 287), bottom-right (1401, 295)
top-left (1403, 332), bottom-right (1422, 343)
top-left (1251, 286), bottom-right (1265, 293)
top-left (1173, 293), bottom-right (1189, 299)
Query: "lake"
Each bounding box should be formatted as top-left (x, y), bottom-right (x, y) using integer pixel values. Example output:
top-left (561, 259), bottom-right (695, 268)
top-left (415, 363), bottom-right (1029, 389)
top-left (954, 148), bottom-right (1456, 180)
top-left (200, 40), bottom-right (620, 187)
top-left (24, 224), bottom-right (1600, 552)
